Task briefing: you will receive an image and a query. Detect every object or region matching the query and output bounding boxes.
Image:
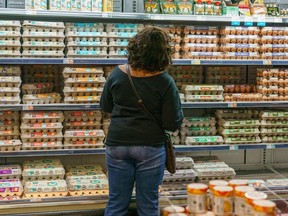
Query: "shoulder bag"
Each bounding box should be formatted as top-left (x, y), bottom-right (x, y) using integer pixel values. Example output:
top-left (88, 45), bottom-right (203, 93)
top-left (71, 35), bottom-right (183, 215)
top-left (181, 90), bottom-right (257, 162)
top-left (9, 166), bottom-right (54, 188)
top-left (126, 65), bottom-right (176, 174)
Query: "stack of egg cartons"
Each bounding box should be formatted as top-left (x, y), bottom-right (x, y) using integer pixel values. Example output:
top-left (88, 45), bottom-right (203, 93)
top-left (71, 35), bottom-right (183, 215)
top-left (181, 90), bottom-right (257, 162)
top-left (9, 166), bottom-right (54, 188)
top-left (66, 164), bottom-right (109, 196)
top-left (183, 115), bottom-right (223, 146)
top-left (107, 24), bottom-right (141, 58)
top-left (22, 65), bottom-right (62, 104)
top-left (0, 164), bottom-right (22, 200)
top-left (0, 111), bottom-right (21, 151)
top-left (22, 159), bottom-right (68, 198)
top-left (0, 66), bottom-right (21, 105)
top-left (181, 26), bottom-right (220, 59)
top-left (0, 21), bottom-right (21, 57)
top-left (181, 84), bottom-right (224, 102)
top-left (22, 21), bottom-right (65, 58)
top-left (63, 111), bottom-right (104, 149)
top-left (63, 67), bottom-right (105, 104)
top-left (216, 109), bottom-right (261, 144)
top-left (66, 23), bottom-right (108, 58)
top-left (102, 113), bottom-right (110, 137)
top-left (161, 157), bottom-right (195, 192)
top-left (160, 25), bottom-right (182, 59)
top-left (21, 111), bottom-right (64, 150)
top-left (205, 66), bottom-right (246, 85)
top-left (193, 156), bottom-right (236, 183)
top-left (220, 27), bottom-right (261, 60)
top-left (260, 110), bottom-right (288, 143)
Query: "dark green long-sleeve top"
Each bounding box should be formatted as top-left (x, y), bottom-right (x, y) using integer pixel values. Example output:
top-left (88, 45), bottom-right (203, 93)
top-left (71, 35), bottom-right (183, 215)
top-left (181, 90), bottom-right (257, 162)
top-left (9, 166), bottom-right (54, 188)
top-left (100, 66), bottom-right (183, 147)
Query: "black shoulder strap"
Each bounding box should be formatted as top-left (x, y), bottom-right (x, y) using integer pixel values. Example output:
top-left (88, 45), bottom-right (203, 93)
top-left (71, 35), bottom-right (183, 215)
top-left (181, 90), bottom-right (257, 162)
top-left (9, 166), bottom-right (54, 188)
top-left (126, 64), bottom-right (162, 129)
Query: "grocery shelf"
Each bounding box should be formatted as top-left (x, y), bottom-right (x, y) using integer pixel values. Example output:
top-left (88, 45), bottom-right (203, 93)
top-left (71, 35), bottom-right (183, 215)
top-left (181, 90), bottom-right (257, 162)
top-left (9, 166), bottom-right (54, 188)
top-left (0, 104), bottom-right (100, 111)
top-left (0, 9), bottom-right (285, 26)
top-left (181, 102), bottom-right (288, 108)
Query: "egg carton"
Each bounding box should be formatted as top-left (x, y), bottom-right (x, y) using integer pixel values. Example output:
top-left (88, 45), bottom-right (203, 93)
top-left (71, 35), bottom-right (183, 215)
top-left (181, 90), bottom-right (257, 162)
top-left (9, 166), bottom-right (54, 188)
top-left (206, 79), bottom-right (244, 85)
top-left (0, 40), bottom-right (21, 47)
top-left (66, 170), bottom-right (105, 178)
top-left (21, 111), bottom-right (64, 123)
top-left (67, 178), bottom-right (108, 191)
top-left (65, 76), bottom-right (106, 84)
top-left (261, 53), bottom-right (288, 60)
top-left (0, 31), bottom-right (21, 38)
top-left (65, 25), bottom-right (105, 32)
top-left (21, 122), bottom-right (63, 133)
top-left (0, 179), bottom-right (23, 197)
top-left (261, 36), bottom-right (288, 44)
top-left (22, 141), bottom-right (63, 150)
top-left (63, 67), bottom-right (104, 78)
top-left (260, 27), bottom-right (288, 35)
top-left (0, 50), bottom-right (21, 57)
top-left (0, 120), bottom-right (19, 127)
top-left (22, 77), bottom-right (56, 84)
top-left (22, 166), bottom-right (65, 182)
top-left (261, 120), bottom-right (288, 128)
top-left (64, 96), bottom-right (101, 103)
top-left (23, 159), bottom-right (62, 166)
top-left (185, 136), bottom-right (224, 145)
top-left (182, 52), bottom-right (222, 60)
top-left (260, 44), bottom-right (288, 53)
top-left (22, 31), bottom-right (65, 39)
top-left (64, 143), bottom-right (104, 149)
top-left (66, 31), bottom-right (107, 38)
top-left (216, 110), bottom-right (256, 120)
top-left (22, 41), bottom-right (65, 48)
top-left (260, 111), bottom-right (288, 120)
top-left (0, 21), bottom-right (21, 27)
top-left (219, 128), bottom-right (260, 137)
top-left (108, 51), bottom-right (127, 58)
top-left (108, 39), bottom-right (129, 47)
top-left (24, 180), bottom-right (68, 198)
top-left (183, 26), bottom-right (219, 35)
top-left (220, 44), bottom-right (260, 52)
top-left (266, 179), bottom-right (288, 187)
top-left (67, 46), bottom-right (108, 52)
top-left (185, 94), bottom-right (224, 102)
top-left (64, 111), bottom-right (101, 121)
top-left (180, 126), bottom-right (217, 136)
top-left (0, 196), bottom-right (20, 201)
top-left (66, 50), bottom-right (107, 58)
top-left (0, 66), bottom-right (21, 76)
top-left (256, 77), bottom-right (278, 86)
top-left (0, 111), bottom-right (19, 120)
top-left (0, 97), bottom-right (20, 104)
top-left (66, 164), bottom-right (102, 172)
top-left (64, 130), bottom-right (104, 138)
top-left (66, 36), bottom-right (107, 43)
top-left (195, 167), bottom-right (236, 182)
top-left (194, 162), bottom-right (229, 169)
top-left (260, 128), bottom-right (288, 136)
top-left (160, 182), bottom-right (189, 192)
top-left (21, 83), bottom-right (54, 94)
top-left (182, 117), bottom-right (216, 127)
top-left (64, 121), bottom-right (101, 130)
top-left (21, 132), bottom-right (63, 143)
top-left (0, 164), bottom-right (21, 179)
top-left (218, 119), bottom-right (260, 128)
top-left (182, 43), bottom-right (219, 52)
top-left (0, 126), bottom-right (19, 134)
top-left (63, 87), bottom-right (103, 97)
top-left (66, 174), bottom-right (107, 181)
top-left (176, 157), bottom-right (194, 169)
top-left (261, 135), bottom-right (288, 143)
top-left (22, 93), bottom-right (61, 104)
top-left (107, 31), bottom-right (137, 39)
top-left (224, 52), bottom-right (260, 60)
top-left (163, 169), bottom-right (196, 182)
top-left (65, 23), bottom-right (104, 28)
top-left (181, 84), bottom-right (223, 95)
top-left (22, 37), bottom-right (64, 43)
top-left (224, 136), bottom-right (261, 144)
top-left (183, 35), bottom-right (219, 44)
top-left (23, 21), bottom-right (65, 29)
top-left (0, 90), bottom-right (20, 97)
top-left (106, 24), bottom-right (142, 32)
top-left (22, 50), bottom-right (64, 58)
top-left (220, 35), bottom-right (260, 44)
top-left (220, 27), bottom-right (260, 35)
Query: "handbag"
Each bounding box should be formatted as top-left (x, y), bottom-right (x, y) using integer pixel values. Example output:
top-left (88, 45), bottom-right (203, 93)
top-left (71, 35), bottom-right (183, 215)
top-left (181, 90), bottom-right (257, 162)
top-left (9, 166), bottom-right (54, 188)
top-left (126, 65), bottom-right (176, 174)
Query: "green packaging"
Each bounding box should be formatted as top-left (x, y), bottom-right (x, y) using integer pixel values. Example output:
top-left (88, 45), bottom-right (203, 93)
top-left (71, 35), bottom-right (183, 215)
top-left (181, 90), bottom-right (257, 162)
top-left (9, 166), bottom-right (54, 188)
top-left (145, 0), bottom-right (160, 14)
top-left (176, 0), bottom-right (193, 15)
top-left (160, 0), bottom-right (177, 14)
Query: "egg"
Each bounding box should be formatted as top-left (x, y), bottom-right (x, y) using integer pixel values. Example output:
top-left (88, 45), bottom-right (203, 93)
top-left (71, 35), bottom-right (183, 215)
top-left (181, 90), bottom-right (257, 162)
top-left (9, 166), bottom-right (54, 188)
top-left (285, 87), bottom-right (288, 94)
top-left (262, 70), bottom-right (269, 77)
top-left (246, 85), bottom-right (251, 93)
top-left (285, 79), bottom-right (288, 86)
top-left (279, 79), bottom-right (285, 87)
top-left (262, 78), bottom-right (268, 86)
top-left (279, 87), bottom-right (285, 95)
top-left (262, 87), bottom-right (268, 94)
top-left (279, 70), bottom-right (285, 77)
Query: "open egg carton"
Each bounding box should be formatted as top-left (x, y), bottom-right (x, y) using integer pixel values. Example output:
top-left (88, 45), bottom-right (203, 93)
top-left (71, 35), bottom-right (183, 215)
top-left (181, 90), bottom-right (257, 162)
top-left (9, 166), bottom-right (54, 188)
top-left (65, 23), bottom-right (107, 58)
top-left (182, 84), bottom-right (224, 102)
top-left (63, 129), bottom-right (105, 149)
top-left (23, 180), bottom-right (68, 198)
top-left (0, 179), bottom-right (23, 198)
top-left (168, 66), bottom-right (203, 90)
top-left (0, 21), bottom-right (21, 57)
top-left (22, 21), bottom-right (65, 58)
top-left (64, 111), bottom-right (102, 130)
top-left (193, 156), bottom-right (236, 182)
top-left (22, 159), bottom-right (65, 183)
top-left (0, 164), bottom-right (22, 179)
top-left (180, 116), bottom-right (217, 144)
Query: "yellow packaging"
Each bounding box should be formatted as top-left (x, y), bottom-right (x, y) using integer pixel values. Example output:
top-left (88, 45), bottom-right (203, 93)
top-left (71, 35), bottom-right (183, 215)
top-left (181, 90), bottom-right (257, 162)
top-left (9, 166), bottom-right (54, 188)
top-left (234, 186), bottom-right (255, 216)
top-left (187, 183), bottom-right (208, 214)
top-left (209, 180), bottom-right (228, 192)
top-left (252, 200), bottom-right (276, 216)
top-left (162, 205), bottom-right (185, 216)
top-left (102, 0), bottom-right (113, 12)
top-left (212, 186), bottom-right (233, 216)
top-left (228, 179), bottom-right (249, 189)
top-left (245, 191), bottom-right (267, 216)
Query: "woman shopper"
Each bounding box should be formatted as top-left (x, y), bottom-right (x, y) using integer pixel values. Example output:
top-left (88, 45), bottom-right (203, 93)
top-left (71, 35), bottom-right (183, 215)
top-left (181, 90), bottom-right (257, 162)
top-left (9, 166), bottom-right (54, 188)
top-left (100, 26), bottom-right (183, 216)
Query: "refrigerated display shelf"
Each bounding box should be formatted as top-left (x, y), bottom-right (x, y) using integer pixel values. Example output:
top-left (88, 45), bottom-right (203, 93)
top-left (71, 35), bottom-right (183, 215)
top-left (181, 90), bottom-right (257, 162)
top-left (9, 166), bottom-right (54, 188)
top-left (0, 9), bottom-right (285, 26)
top-left (0, 104), bottom-right (100, 111)
top-left (1, 58), bottom-right (288, 65)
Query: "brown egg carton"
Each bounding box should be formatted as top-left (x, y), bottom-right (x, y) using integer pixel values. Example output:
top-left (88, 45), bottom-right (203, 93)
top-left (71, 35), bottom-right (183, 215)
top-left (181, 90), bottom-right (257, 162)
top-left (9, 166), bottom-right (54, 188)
top-left (256, 77), bottom-right (279, 86)
top-left (260, 44), bottom-right (288, 53)
top-left (260, 27), bottom-right (288, 36)
top-left (21, 122), bottom-right (63, 132)
top-left (182, 52), bottom-right (222, 59)
top-left (224, 52), bottom-right (260, 60)
top-left (0, 164), bottom-right (21, 179)
top-left (63, 87), bottom-right (103, 97)
top-left (156, 25), bottom-right (182, 34)
top-left (0, 97), bottom-right (20, 104)
top-left (65, 77), bottom-right (105, 85)
top-left (205, 78), bottom-right (244, 85)
top-left (224, 93), bottom-right (262, 102)
top-left (63, 67), bottom-right (104, 78)
top-left (0, 66), bottom-right (21, 76)
top-left (220, 27), bottom-right (260, 35)
top-left (183, 35), bottom-right (219, 44)
top-left (0, 135), bottom-right (19, 140)
top-left (181, 84), bottom-right (223, 95)
top-left (183, 26), bottom-right (219, 35)
top-left (0, 140), bottom-right (21, 152)
top-left (220, 35), bottom-right (260, 44)
top-left (220, 44), bottom-right (260, 52)
top-left (261, 53), bottom-right (288, 60)
top-left (22, 141), bottom-right (63, 150)
top-left (21, 83), bottom-right (54, 94)
top-left (0, 179), bottom-right (23, 197)
top-left (260, 36), bottom-right (288, 44)
top-left (257, 86), bottom-right (280, 94)
top-left (224, 84), bottom-right (255, 93)
top-left (262, 94), bottom-right (282, 101)
top-left (63, 143), bottom-right (104, 149)
top-left (0, 196), bottom-right (20, 201)
top-left (256, 68), bottom-right (280, 77)
top-left (64, 121), bottom-right (101, 130)
top-left (22, 93), bottom-right (62, 104)
top-left (64, 111), bottom-right (101, 121)
top-left (64, 96), bottom-right (101, 103)
top-left (206, 66), bottom-right (242, 73)
top-left (21, 111), bottom-right (64, 123)
top-left (182, 43), bottom-right (219, 52)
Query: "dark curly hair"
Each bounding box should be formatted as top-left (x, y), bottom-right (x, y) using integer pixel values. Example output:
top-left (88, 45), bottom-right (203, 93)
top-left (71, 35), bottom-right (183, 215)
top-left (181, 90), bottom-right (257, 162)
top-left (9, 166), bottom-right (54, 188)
top-left (127, 26), bottom-right (173, 72)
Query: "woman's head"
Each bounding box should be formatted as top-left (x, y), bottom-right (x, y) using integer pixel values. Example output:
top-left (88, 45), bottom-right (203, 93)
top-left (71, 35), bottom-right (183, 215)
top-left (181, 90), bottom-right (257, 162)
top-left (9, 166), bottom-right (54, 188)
top-left (127, 26), bottom-right (173, 72)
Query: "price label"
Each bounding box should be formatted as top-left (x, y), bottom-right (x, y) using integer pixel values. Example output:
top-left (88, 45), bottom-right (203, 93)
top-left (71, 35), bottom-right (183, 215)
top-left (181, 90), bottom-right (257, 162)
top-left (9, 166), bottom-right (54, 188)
top-left (196, 16), bottom-right (206, 21)
top-left (228, 102), bottom-right (237, 108)
top-left (26, 10), bottom-right (37, 15)
top-left (30, 198), bottom-right (42, 202)
top-left (23, 105), bottom-right (33, 111)
top-left (263, 60), bottom-right (272, 65)
top-left (150, 15), bottom-right (164, 20)
top-left (274, 18), bottom-right (282, 23)
top-left (63, 59), bottom-right (74, 64)
top-left (102, 13), bottom-right (112, 18)
top-left (231, 17), bottom-right (241, 26)
top-left (229, 145), bottom-right (239, 150)
top-left (257, 16), bottom-right (266, 26)
top-left (266, 144), bottom-right (275, 149)
top-left (191, 60), bottom-right (201, 65)
top-left (244, 17), bottom-right (253, 26)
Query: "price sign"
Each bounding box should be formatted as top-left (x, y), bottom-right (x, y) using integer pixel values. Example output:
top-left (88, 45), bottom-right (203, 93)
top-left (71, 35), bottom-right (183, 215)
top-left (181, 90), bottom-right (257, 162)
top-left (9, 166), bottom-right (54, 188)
top-left (196, 16), bottom-right (206, 21)
top-left (263, 60), bottom-right (272, 65)
top-left (102, 13), bottom-right (113, 18)
top-left (23, 105), bottom-right (33, 111)
top-left (244, 17), bottom-right (253, 26)
top-left (63, 59), bottom-right (74, 64)
top-left (266, 144), bottom-right (275, 149)
top-left (228, 102), bottom-right (237, 108)
top-left (231, 17), bottom-right (241, 26)
top-left (191, 60), bottom-right (201, 65)
top-left (257, 16), bottom-right (266, 26)
top-left (229, 145), bottom-right (239, 150)
top-left (26, 10), bottom-right (37, 15)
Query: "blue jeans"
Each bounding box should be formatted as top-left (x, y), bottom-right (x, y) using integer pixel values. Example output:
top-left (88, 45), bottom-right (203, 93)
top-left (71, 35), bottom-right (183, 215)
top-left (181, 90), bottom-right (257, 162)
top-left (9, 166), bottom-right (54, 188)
top-left (104, 145), bottom-right (166, 216)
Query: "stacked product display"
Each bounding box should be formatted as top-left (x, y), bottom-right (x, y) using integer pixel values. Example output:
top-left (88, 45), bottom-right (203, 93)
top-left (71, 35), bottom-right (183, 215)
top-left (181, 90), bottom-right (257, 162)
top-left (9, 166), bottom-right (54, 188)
top-left (0, 21), bottom-right (21, 57)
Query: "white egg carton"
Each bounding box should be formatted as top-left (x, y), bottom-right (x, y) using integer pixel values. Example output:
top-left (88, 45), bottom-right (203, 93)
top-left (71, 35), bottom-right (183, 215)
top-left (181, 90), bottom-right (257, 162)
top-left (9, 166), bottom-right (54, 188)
top-left (195, 167), bottom-right (236, 182)
top-left (66, 37), bottom-right (107, 43)
top-left (67, 40), bottom-right (108, 47)
top-left (22, 166), bottom-right (65, 182)
top-left (180, 126), bottom-right (217, 136)
top-left (21, 131), bottom-right (63, 143)
top-left (21, 122), bottom-right (63, 133)
top-left (0, 97), bottom-right (20, 104)
top-left (106, 23), bottom-right (143, 30)
top-left (261, 120), bottom-right (288, 128)
top-left (63, 67), bottom-right (104, 77)
top-left (185, 94), bottom-right (224, 102)
top-left (22, 41), bottom-right (65, 48)
top-left (0, 164), bottom-right (21, 179)
top-left (266, 179), bottom-right (288, 187)
top-left (0, 111), bottom-right (19, 120)
top-left (66, 168), bottom-right (105, 177)
top-left (66, 164), bottom-right (103, 172)
top-left (194, 162), bottom-right (228, 169)
top-left (0, 21), bottom-right (21, 27)
top-left (22, 50), bottom-right (64, 58)
top-left (216, 109), bottom-right (256, 119)
top-left (0, 31), bottom-right (21, 38)
top-left (107, 32), bottom-right (137, 39)
top-left (260, 128), bottom-right (288, 135)
top-left (23, 159), bottom-right (62, 166)
top-left (181, 84), bottom-right (223, 95)
top-left (0, 139), bottom-right (21, 151)
top-left (176, 157), bottom-right (194, 169)
top-left (0, 40), bottom-right (21, 47)
top-left (22, 141), bottom-right (63, 150)
top-left (22, 37), bottom-right (64, 43)
top-left (23, 21), bottom-right (65, 29)
top-left (23, 28), bottom-right (65, 36)
top-left (64, 87), bottom-right (103, 97)
top-left (0, 179), bottom-right (23, 197)
top-left (21, 111), bottom-right (64, 123)
top-left (65, 23), bottom-right (104, 28)
top-left (219, 119), bottom-right (260, 128)
top-left (66, 49), bottom-right (107, 58)
top-left (0, 76), bottom-right (21, 86)
top-left (22, 93), bottom-right (62, 104)
top-left (22, 83), bottom-right (54, 94)
top-left (66, 31), bottom-right (107, 37)
top-left (0, 50), bottom-right (20, 57)
top-left (163, 169), bottom-right (196, 182)
top-left (24, 180), bottom-right (68, 198)
top-left (261, 135), bottom-right (288, 143)
top-left (0, 88), bottom-right (20, 97)
top-left (108, 48), bottom-right (127, 58)
top-left (260, 111), bottom-right (288, 120)
top-left (219, 128), bottom-right (260, 137)
top-left (185, 136), bottom-right (224, 145)
top-left (108, 38), bottom-right (129, 47)
top-left (64, 96), bottom-right (100, 103)
top-left (64, 130), bottom-right (105, 138)
top-left (224, 136), bottom-right (261, 144)
top-left (182, 117), bottom-right (216, 127)
top-left (64, 121), bottom-right (101, 130)
top-left (0, 66), bottom-right (21, 76)
top-left (65, 77), bottom-right (105, 85)
top-left (68, 182), bottom-right (108, 196)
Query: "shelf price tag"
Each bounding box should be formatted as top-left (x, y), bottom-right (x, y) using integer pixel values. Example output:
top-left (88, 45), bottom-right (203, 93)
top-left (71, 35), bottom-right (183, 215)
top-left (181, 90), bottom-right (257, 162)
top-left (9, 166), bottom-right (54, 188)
top-left (229, 145), bottom-right (239, 150)
top-left (244, 17), bottom-right (253, 26)
top-left (26, 10), bottom-right (37, 15)
top-left (274, 18), bottom-right (282, 23)
top-left (63, 59), bottom-right (74, 64)
top-left (263, 60), bottom-right (272, 65)
top-left (227, 102), bottom-right (237, 108)
top-left (257, 16), bottom-right (266, 26)
top-left (150, 15), bottom-right (164, 20)
top-left (23, 105), bottom-right (33, 111)
top-left (231, 17), bottom-right (240, 26)
top-left (30, 198), bottom-right (42, 202)
top-left (191, 60), bottom-right (201, 65)
top-left (266, 144), bottom-right (275, 149)
top-left (196, 16), bottom-right (206, 21)
top-left (102, 13), bottom-right (113, 18)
